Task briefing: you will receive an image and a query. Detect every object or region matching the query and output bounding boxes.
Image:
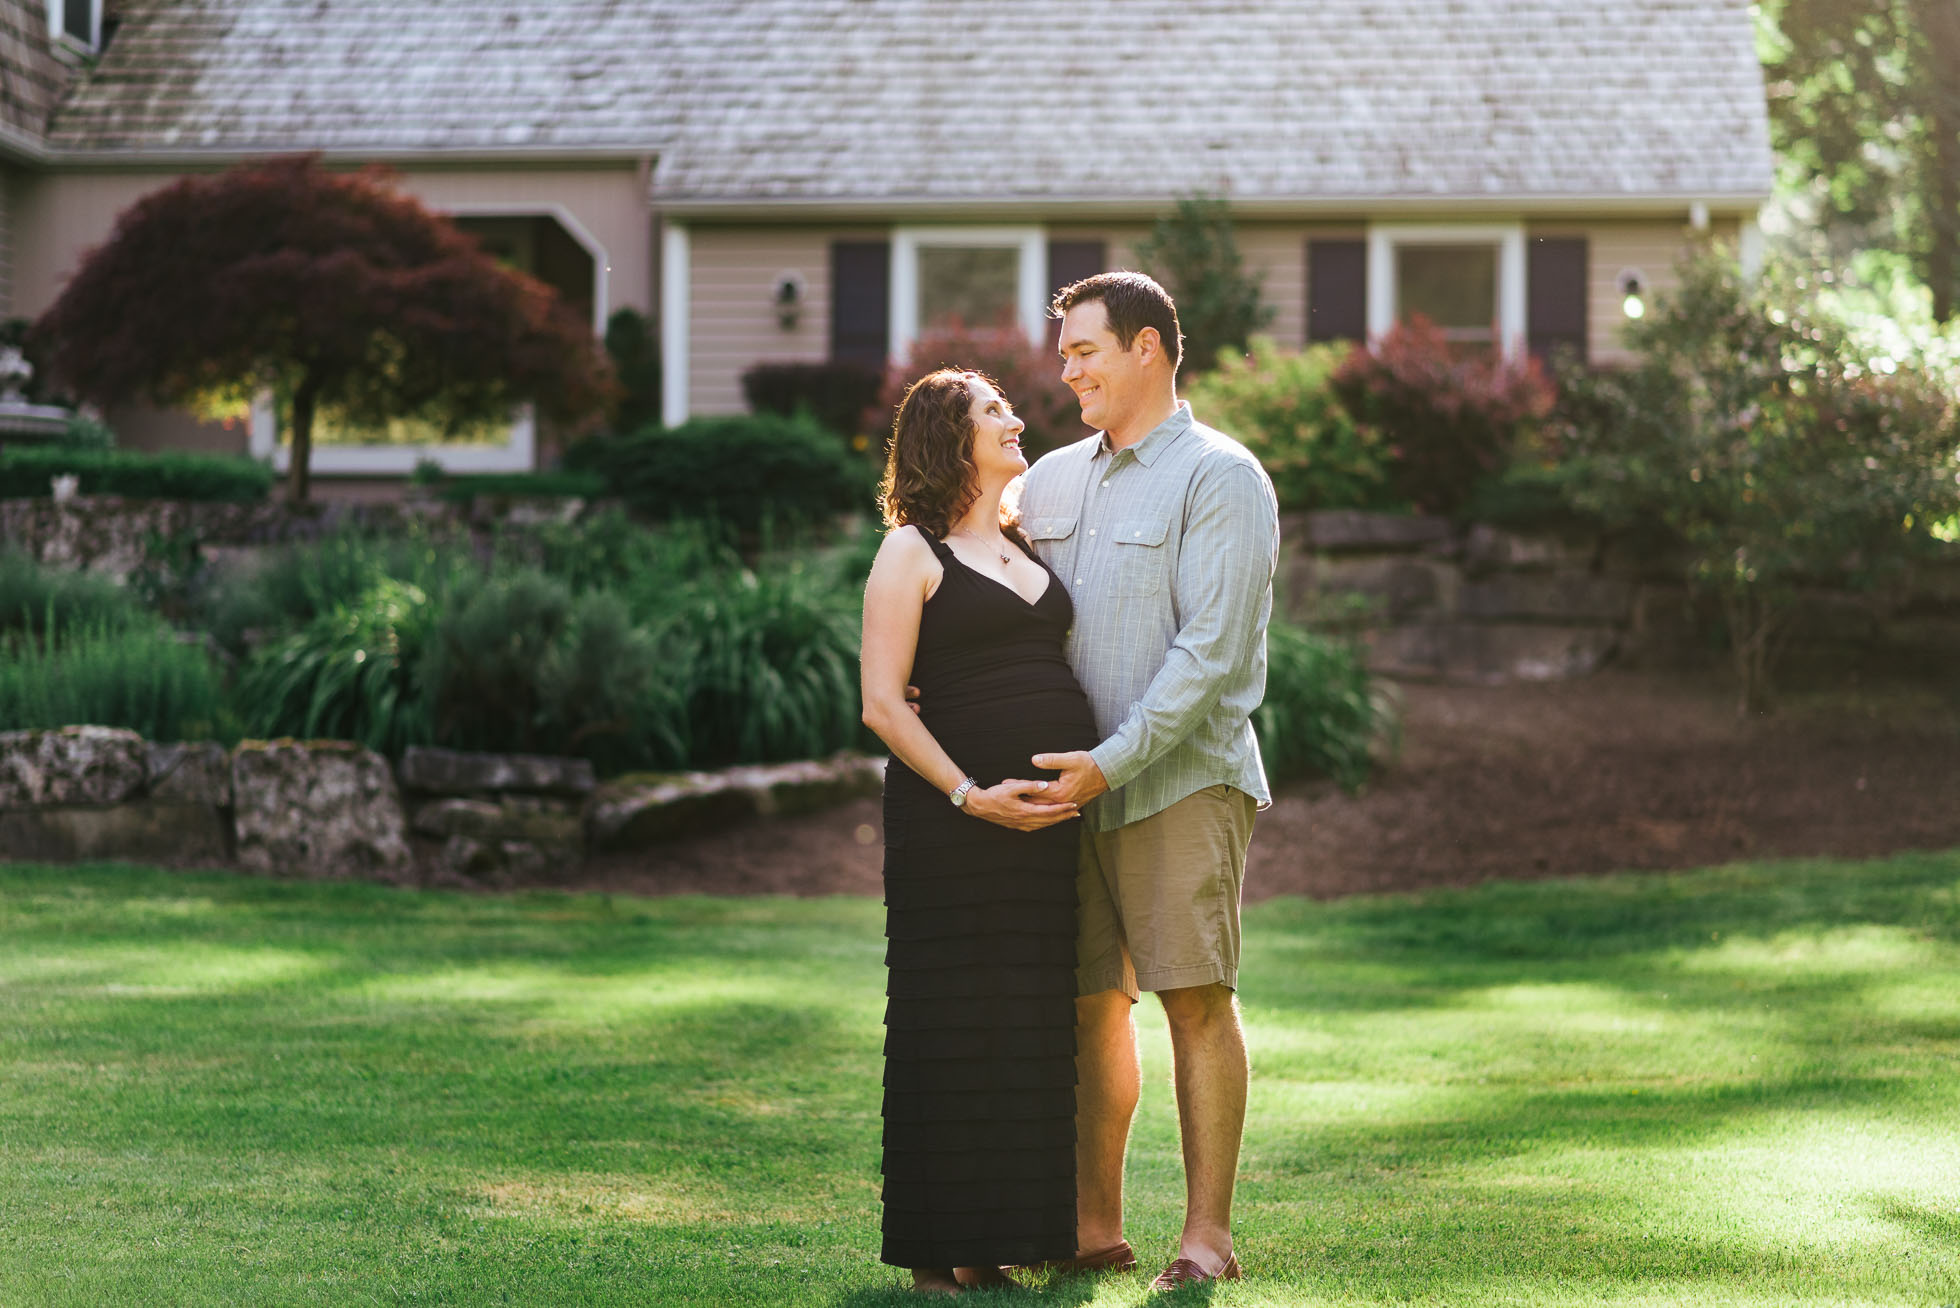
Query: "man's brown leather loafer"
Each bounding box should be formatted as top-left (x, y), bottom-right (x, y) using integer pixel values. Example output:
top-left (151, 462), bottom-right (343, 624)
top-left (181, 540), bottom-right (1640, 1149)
top-left (1148, 1250), bottom-right (1241, 1290)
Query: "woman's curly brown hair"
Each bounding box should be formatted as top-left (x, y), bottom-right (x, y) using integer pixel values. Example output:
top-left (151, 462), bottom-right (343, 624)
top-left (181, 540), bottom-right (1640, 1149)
top-left (877, 368), bottom-right (1027, 546)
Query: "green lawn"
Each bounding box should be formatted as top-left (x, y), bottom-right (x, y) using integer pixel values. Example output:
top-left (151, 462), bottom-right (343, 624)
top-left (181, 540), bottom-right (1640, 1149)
top-left (2, 854), bottom-right (1956, 1307)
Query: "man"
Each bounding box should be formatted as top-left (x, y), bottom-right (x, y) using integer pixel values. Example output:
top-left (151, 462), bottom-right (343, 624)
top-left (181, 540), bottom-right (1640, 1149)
top-left (1019, 270), bottom-right (1279, 1289)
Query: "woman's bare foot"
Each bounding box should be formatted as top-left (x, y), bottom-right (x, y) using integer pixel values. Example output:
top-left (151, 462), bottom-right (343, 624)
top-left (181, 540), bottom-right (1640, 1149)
top-left (954, 1266), bottom-right (1020, 1289)
top-left (910, 1267), bottom-right (962, 1295)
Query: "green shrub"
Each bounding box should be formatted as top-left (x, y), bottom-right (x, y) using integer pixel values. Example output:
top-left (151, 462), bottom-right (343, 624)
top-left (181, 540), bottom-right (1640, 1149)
top-left (1550, 250), bottom-right (1960, 712)
top-left (603, 307), bottom-right (661, 436)
top-left (1184, 337), bottom-right (1395, 512)
top-left (429, 470), bottom-right (605, 504)
top-left (231, 578), bottom-right (435, 755)
top-left (0, 551), bottom-right (147, 641)
top-left (1330, 316), bottom-right (1555, 517)
top-left (56, 414), bottom-right (117, 450)
top-left (1255, 619), bottom-right (1390, 793)
top-left (534, 590), bottom-right (682, 774)
top-left (566, 414), bottom-right (874, 532)
top-left (0, 446), bottom-right (273, 502)
top-left (1455, 461), bottom-right (1609, 536)
top-left (1134, 194), bottom-right (1274, 373)
top-left (0, 616), bottom-right (230, 741)
top-left (492, 508), bottom-right (736, 608)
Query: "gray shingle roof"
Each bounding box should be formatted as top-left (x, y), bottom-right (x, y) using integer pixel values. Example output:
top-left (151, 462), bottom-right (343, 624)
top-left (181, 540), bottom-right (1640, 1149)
top-left (49, 0), bottom-right (1773, 205)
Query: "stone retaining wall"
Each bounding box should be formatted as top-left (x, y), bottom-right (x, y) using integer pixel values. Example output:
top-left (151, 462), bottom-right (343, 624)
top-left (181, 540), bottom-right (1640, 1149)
top-left (1280, 510), bottom-right (1960, 683)
top-left (0, 727), bottom-right (884, 885)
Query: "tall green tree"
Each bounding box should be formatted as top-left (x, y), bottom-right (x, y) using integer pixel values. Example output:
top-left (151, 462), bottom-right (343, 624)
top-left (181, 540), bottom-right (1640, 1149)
top-left (1134, 195), bottom-right (1273, 373)
top-left (1759, 0), bottom-right (1960, 321)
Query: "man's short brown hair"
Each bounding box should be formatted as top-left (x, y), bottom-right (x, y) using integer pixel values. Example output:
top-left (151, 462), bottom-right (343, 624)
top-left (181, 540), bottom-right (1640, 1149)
top-left (1049, 270), bottom-right (1183, 372)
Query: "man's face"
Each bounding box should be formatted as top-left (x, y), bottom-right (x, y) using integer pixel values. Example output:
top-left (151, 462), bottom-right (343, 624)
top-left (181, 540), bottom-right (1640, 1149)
top-left (1058, 300), bottom-right (1149, 435)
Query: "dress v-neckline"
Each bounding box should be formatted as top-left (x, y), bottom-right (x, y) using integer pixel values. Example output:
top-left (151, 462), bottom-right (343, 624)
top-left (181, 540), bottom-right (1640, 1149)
top-left (946, 547), bottom-right (1052, 609)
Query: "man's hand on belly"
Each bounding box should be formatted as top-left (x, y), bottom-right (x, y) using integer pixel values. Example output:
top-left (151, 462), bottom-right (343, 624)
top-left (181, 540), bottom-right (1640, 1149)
top-left (1028, 751), bottom-right (1110, 806)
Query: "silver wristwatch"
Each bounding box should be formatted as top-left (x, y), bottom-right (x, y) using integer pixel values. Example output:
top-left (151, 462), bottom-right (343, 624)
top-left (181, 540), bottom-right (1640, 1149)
top-left (948, 776), bottom-right (978, 808)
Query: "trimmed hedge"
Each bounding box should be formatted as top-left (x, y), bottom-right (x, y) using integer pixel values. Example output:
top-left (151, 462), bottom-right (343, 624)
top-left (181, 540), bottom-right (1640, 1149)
top-left (430, 470), bottom-right (606, 504)
top-left (566, 414), bottom-right (874, 531)
top-left (0, 446), bottom-right (274, 503)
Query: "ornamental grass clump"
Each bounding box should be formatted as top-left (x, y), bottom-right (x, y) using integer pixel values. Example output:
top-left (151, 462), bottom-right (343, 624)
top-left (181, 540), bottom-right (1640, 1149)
top-left (1550, 249), bottom-right (1960, 713)
top-left (0, 614), bottom-right (229, 741)
top-left (1184, 337), bottom-right (1396, 512)
top-left (1254, 618), bottom-right (1393, 793)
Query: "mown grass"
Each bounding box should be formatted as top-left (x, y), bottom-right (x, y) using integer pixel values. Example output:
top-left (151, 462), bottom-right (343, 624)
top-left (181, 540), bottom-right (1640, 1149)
top-left (1, 853), bottom-right (1955, 1306)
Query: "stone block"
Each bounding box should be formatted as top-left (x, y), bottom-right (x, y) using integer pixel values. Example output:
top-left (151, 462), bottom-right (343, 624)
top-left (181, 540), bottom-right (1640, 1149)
top-left (232, 739), bottom-right (411, 878)
top-left (440, 835), bottom-right (573, 885)
top-left (585, 754), bottom-right (886, 851)
top-left (146, 741), bottom-right (233, 806)
top-left (1299, 510), bottom-right (1452, 553)
top-left (1291, 554), bottom-right (1459, 622)
top-left (1457, 573), bottom-right (1634, 623)
top-left (396, 746), bottom-right (597, 797)
top-left (1461, 524), bottom-right (1596, 574)
top-left (1368, 622), bottom-right (1619, 684)
top-left (0, 801), bottom-right (228, 864)
top-left (0, 726), bottom-right (148, 808)
top-left (411, 796), bottom-right (582, 853)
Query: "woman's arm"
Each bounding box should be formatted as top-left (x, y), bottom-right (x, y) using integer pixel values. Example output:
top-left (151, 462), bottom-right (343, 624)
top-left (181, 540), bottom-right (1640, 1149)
top-left (860, 527), bottom-right (1077, 832)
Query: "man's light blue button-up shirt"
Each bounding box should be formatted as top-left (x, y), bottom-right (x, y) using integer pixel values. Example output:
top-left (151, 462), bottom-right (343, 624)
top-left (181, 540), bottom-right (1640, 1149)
top-left (1018, 401), bottom-right (1280, 832)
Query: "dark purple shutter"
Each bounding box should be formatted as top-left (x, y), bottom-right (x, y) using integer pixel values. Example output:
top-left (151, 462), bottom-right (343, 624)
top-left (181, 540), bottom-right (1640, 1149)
top-left (830, 241), bottom-right (891, 366)
top-left (1045, 240), bottom-right (1107, 345)
top-left (1306, 240), bottom-right (1367, 343)
top-left (1527, 237), bottom-right (1588, 365)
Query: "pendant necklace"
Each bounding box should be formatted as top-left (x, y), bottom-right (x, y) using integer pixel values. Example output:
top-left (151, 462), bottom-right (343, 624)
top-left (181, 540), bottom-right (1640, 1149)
top-left (958, 529), bottom-right (1011, 567)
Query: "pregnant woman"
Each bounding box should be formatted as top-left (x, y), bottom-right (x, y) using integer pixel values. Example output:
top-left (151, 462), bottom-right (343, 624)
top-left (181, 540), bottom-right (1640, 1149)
top-left (859, 368), bottom-right (1100, 1295)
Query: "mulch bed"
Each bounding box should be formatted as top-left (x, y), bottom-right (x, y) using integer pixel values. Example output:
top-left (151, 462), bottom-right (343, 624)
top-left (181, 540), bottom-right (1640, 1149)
top-left (570, 668), bottom-right (1960, 902)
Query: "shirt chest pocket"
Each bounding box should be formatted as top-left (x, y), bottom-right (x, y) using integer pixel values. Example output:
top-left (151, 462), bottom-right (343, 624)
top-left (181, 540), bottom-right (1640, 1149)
top-left (1023, 515), bottom-right (1077, 552)
top-left (1110, 514), bottom-right (1171, 597)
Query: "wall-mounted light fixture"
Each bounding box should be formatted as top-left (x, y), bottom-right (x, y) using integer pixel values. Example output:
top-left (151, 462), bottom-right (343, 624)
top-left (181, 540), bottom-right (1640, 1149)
top-left (773, 271), bottom-right (806, 330)
top-left (1616, 268), bottom-right (1647, 320)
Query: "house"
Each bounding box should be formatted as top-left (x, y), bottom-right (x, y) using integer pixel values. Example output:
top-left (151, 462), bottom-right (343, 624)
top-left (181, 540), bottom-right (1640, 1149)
top-left (5, 0), bottom-right (1771, 494)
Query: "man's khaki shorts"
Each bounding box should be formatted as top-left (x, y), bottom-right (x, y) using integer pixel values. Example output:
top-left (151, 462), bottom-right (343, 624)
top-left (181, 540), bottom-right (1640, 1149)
top-left (1076, 784), bottom-right (1257, 1000)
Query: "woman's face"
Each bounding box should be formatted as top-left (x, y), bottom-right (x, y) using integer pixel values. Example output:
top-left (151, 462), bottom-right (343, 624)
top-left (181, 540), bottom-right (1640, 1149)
top-left (964, 376), bottom-right (1028, 484)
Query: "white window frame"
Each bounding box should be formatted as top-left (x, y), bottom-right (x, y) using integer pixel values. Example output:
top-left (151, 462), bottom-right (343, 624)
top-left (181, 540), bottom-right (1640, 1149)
top-left (890, 227), bottom-right (1048, 362)
top-left (48, 0), bottom-right (101, 51)
top-left (251, 203), bottom-right (609, 476)
top-left (1366, 222), bottom-right (1527, 360)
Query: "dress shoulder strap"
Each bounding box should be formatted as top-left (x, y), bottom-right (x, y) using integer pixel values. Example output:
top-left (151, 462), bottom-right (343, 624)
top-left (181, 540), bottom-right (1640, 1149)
top-left (914, 525), bottom-right (956, 562)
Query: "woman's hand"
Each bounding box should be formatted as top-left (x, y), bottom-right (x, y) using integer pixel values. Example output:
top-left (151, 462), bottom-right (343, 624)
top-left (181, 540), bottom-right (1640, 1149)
top-left (962, 779), bottom-right (1080, 831)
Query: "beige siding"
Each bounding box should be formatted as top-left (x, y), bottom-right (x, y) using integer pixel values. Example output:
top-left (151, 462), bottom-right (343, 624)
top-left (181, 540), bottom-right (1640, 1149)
top-left (687, 226), bottom-right (846, 416)
top-left (1576, 219), bottom-right (1707, 366)
top-left (14, 163), bottom-right (649, 456)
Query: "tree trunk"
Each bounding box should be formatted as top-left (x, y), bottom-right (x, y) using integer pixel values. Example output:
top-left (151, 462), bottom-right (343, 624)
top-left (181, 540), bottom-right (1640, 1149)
top-left (1921, 0), bottom-right (1960, 322)
top-left (288, 375), bottom-right (318, 504)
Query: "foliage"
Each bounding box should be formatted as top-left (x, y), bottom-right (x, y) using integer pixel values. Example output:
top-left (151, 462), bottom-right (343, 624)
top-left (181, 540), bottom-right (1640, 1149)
top-left (659, 564), bottom-right (868, 769)
top-left (195, 525), bottom-right (475, 654)
top-left (0, 445), bottom-right (274, 502)
top-left (55, 414), bottom-right (117, 450)
top-left (877, 322), bottom-right (1089, 459)
top-left (1757, 0), bottom-right (1960, 321)
top-left (32, 154), bottom-right (616, 503)
top-left (1455, 461), bottom-right (1612, 537)
top-left (1330, 315), bottom-right (1556, 517)
top-left (426, 469), bottom-right (605, 504)
top-left (566, 413), bottom-right (874, 532)
top-left (232, 577), bottom-right (435, 756)
top-left (1549, 250), bottom-right (1960, 712)
top-left (1255, 618), bottom-right (1392, 792)
top-left (741, 360), bottom-right (885, 448)
top-left (0, 550), bottom-right (147, 641)
top-left (1184, 336), bottom-right (1395, 512)
top-left (0, 615), bottom-right (229, 740)
top-left (602, 307), bottom-right (661, 434)
top-left (1133, 193), bottom-right (1274, 372)
top-left (490, 507), bottom-right (736, 606)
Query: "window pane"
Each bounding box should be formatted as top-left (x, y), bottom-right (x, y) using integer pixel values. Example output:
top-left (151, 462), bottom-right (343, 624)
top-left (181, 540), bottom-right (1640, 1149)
top-left (64, 0), bottom-right (92, 41)
top-left (918, 245), bottom-right (1019, 331)
top-left (1396, 244), bottom-right (1497, 343)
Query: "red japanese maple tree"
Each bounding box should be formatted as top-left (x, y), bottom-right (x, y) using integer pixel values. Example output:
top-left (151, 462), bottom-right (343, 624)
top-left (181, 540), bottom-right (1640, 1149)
top-left (34, 155), bottom-right (615, 502)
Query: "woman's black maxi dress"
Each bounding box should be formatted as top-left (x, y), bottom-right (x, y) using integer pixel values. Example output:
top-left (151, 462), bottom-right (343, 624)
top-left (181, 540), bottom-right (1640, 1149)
top-left (878, 530), bottom-right (1099, 1270)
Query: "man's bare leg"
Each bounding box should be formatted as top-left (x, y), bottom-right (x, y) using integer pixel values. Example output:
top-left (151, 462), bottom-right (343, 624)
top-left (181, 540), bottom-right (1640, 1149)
top-left (1157, 982), bottom-right (1247, 1272)
top-left (1074, 988), bottom-right (1140, 1255)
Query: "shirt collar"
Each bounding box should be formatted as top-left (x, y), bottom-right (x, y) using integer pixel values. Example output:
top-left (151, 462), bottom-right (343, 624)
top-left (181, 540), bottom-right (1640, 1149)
top-left (1098, 401), bottom-right (1193, 468)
